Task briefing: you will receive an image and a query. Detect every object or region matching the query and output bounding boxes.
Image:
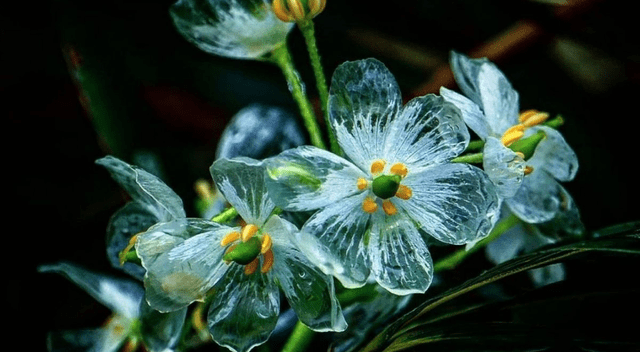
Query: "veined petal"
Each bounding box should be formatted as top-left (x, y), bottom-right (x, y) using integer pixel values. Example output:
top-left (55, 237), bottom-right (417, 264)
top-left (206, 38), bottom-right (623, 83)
top-left (207, 265), bottom-right (280, 352)
top-left (269, 216), bottom-right (347, 332)
top-left (369, 210), bottom-right (433, 295)
top-left (527, 126), bottom-right (579, 182)
top-left (449, 51), bottom-right (489, 107)
top-left (440, 86), bottom-right (491, 140)
top-left (170, 0), bottom-right (294, 60)
top-left (328, 58), bottom-right (402, 170)
top-left (38, 262), bottom-right (143, 320)
top-left (96, 156), bottom-right (186, 221)
top-left (382, 94), bottom-right (470, 169)
top-left (265, 146), bottom-right (367, 211)
top-left (478, 63), bottom-right (520, 135)
top-left (505, 170), bottom-right (562, 224)
top-left (398, 163), bottom-right (500, 245)
top-left (211, 157), bottom-right (275, 225)
top-left (139, 302), bottom-right (187, 352)
top-left (483, 136), bottom-right (525, 198)
top-left (135, 219), bottom-right (234, 312)
top-left (296, 192), bottom-right (372, 288)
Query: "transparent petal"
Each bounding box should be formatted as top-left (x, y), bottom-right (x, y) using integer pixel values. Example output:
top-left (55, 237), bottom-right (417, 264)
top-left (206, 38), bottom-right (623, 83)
top-left (369, 210), bottom-right (433, 295)
top-left (296, 192), bottom-right (372, 288)
top-left (440, 86), bottom-right (490, 140)
top-left (527, 126), bottom-right (579, 182)
top-left (264, 146), bottom-right (367, 211)
top-left (38, 262), bottom-right (142, 319)
top-left (96, 156), bottom-right (185, 221)
top-left (485, 224), bottom-right (527, 264)
top-left (483, 136), bottom-right (525, 198)
top-left (398, 163), bottom-right (500, 245)
top-left (207, 265), bottom-right (280, 352)
top-left (215, 104), bottom-right (307, 160)
top-left (139, 301), bottom-right (187, 352)
top-left (528, 263), bottom-right (566, 287)
top-left (47, 328), bottom-right (123, 352)
top-left (170, 0), bottom-right (294, 60)
top-left (210, 157), bottom-right (275, 225)
top-left (382, 94), bottom-right (470, 169)
top-left (328, 58), bottom-right (402, 170)
top-left (540, 186), bottom-right (585, 236)
top-left (505, 170), bottom-right (562, 223)
top-left (266, 217), bottom-right (347, 332)
top-left (478, 63), bottom-right (520, 135)
top-left (449, 50), bottom-right (490, 107)
top-left (135, 218), bottom-right (234, 312)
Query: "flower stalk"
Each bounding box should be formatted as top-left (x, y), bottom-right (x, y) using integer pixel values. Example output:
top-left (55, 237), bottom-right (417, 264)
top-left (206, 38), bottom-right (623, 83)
top-left (280, 320), bottom-right (316, 352)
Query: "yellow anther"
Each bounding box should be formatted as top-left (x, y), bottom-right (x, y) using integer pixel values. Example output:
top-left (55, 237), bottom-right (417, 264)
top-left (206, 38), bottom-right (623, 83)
top-left (119, 233), bottom-right (139, 265)
top-left (524, 166), bottom-right (534, 175)
top-left (261, 234), bottom-right (272, 254)
top-left (357, 177), bottom-right (368, 190)
top-left (362, 197), bottom-right (378, 213)
top-left (520, 109), bottom-right (549, 127)
top-left (515, 151), bottom-right (525, 159)
top-left (192, 303), bottom-right (207, 333)
top-left (382, 200), bottom-right (397, 216)
top-left (395, 184), bottom-right (413, 200)
top-left (501, 124), bottom-right (526, 147)
top-left (261, 249), bottom-right (275, 273)
top-left (287, 0), bottom-right (305, 19)
top-left (370, 160), bottom-right (386, 175)
top-left (241, 224), bottom-right (259, 242)
top-left (220, 231), bottom-right (240, 247)
top-left (244, 257), bottom-right (259, 275)
top-left (390, 163), bottom-right (408, 178)
top-left (194, 179), bottom-right (214, 200)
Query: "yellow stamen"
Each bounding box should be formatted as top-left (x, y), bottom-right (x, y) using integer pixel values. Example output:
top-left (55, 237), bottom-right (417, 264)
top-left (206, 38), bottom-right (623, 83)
top-left (395, 185), bottom-right (413, 200)
top-left (241, 224), bottom-right (259, 242)
top-left (194, 179), bottom-right (214, 200)
top-left (370, 160), bottom-right (386, 175)
top-left (362, 197), bottom-right (378, 213)
top-left (192, 303), bottom-right (207, 332)
top-left (287, 0), bottom-right (305, 20)
top-left (382, 200), bottom-right (397, 216)
top-left (390, 163), bottom-right (408, 178)
top-left (272, 0), bottom-right (294, 22)
top-left (220, 231), bottom-right (240, 246)
top-left (524, 166), bottom-right (534, 175)
top-left (520, 110), bottom-right (549, 127)
top-left (244, 257), bottom-right (259, 275)
top-left (261, 249), bottom-right (275, 273)
top-left (261, 234), bottom-right (272, 254)
top-left (357, 177), bottom-right (368, 190)
top-left (308, 0), bottom-right (325, 14)
top-left (501, 124), bottom-right (525, 147)
top-left (119, 234), bottom-right (139, 265)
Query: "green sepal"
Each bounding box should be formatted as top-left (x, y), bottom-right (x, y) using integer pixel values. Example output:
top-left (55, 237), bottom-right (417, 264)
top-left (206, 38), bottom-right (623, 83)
top-left (509, 130), bottom-right (546, 160)
top-left (372, 174), bottom-right (402, 199)
top-left (223, 237), bottom-right (262, 265)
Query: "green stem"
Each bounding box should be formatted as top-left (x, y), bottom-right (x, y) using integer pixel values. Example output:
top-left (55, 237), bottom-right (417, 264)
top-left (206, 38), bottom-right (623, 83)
top-left (297, 19), bottom-right (341, 155)
top-left (269, 45), bottom-right (327, 150)
top-left (211, 207), bottom-right (238, 223)
top-left (280, 320), bottom-right (315, 352)
top-left (433, 214), bottom-right (520, 272)
top-left (451, 152), bottom-right (483, 164)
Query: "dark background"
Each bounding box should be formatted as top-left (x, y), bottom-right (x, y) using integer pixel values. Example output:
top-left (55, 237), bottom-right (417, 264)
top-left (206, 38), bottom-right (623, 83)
top-left (6, 0), bottom-right (639, 351)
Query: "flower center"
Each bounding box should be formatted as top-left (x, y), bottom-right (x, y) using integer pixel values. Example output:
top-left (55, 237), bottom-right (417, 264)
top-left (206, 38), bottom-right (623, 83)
top-left (372, 174), bottom-right (401, 199)
top-left (220, 224), bottom-right (274, 275)
top-left (500, 109), bottom-right (549, 147)
top-left (358, 160), bottom-right (413, 216)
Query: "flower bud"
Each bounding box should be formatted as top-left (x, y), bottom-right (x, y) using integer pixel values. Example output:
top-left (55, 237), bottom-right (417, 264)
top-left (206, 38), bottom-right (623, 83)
top-left (272, 0), bottom-right (327, 22)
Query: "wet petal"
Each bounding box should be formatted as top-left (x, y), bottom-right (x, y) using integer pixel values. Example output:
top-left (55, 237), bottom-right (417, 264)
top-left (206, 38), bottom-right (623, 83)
top-left (264, 146), bottom-right (367, 211)
top-left (211, 157), bottom-right (275, 225)
top-left (135, 219), bottom-right (234, 312)
top-left (207, 265), bottom-right (280, 352)
top-left (477, 63), bottom-right (520, 135)
top-left (96, 156), bottom-right (185, 221)
top-left (398, 163), bottom-right (500, 245)
top-left (449, 50), bottom-right (489, 107)
top-left (527, 126), bottom-right (579, 182)
top-left (505, 170), bottom-right (562, 224)
top-left (485, 223), bottom-right (527, 264)
top-left (382, 94), bottom-right (470, 169)
top-left (38, 262), bottom-right (143, 319)
top-left (139, 302), bottom-right (187, 352)
top-left (483, 136), bottom-right (525, 198)
top-left (369, 210), bottom-right (433, 295)
top-left (170, 0), bottom-right (294, 60)
top-left (440, 86), bottom-right (491, 140)
top-left (328, 58), bottom-right (402, 170)
top-left (296, 193), bottom-right (372, 288)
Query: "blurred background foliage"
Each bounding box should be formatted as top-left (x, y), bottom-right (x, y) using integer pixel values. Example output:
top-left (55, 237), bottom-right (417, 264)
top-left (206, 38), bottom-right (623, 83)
top-left (5, 0), bottom-right (638, 350)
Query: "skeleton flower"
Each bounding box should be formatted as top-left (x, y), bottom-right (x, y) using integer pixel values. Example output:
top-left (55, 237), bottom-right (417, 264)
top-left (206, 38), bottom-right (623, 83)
top-left (441, 51), bottom-right (579, 223)
top-left (265, 58), bottom-right (500, 295)
top-left (170, 0), bottom-right (294, 60)
top-left (135, 157), bottom-right (346, 352)
top-left (39, 262), bottom-right (186, 352)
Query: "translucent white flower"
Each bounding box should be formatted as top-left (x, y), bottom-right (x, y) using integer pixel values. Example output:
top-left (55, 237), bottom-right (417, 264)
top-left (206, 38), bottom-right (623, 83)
top-left (265, 58), bottom-right (500, 295)
top-left (135, 157), bottom-right (346, 352)
top-left (39, 262), bottom-right (186, 352)
top-left (441, 51), bottom-right (579, 223)
top-left (170, 0), bottom-right (294, 60)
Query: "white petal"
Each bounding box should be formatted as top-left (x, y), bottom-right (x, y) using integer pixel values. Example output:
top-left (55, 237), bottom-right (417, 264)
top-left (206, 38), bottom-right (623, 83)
top-left (482, 136), bottom-right (525, 198)
top-left (139, 303), bottom-right (188, 352)
top-left (505, 170), bottom-right (562, 224)
top-left (478, 63), bottom-right (520, 135)
top-left (328, 58), bottom-right (402, 170)
top-left (398, 163), bottom-right (500, 245)
top-left (485, 223), bottom-right (527, 264)
top-left (264, 146), bottom-right (367, 211)
top-left (449, 51), bottom-right (489, 106)
top-left (296, 193), bottom-right (372, 288)
top-left (369, 210), bottom-right (433, 295)
top-left (440, 86), bottom-right (491, 139)
top-left (527, 126), bottom-right (578, 182)
top-left (382, 94), bottom-right (470, 169)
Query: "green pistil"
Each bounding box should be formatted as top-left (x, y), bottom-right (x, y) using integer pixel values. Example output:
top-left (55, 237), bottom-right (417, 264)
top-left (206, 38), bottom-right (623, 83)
top-left (223, 237), bottom-right (262, 265)
top-left (509, 130), bottom-right (546, 160)
top-left (372, 174), bottom-right (402, 199)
